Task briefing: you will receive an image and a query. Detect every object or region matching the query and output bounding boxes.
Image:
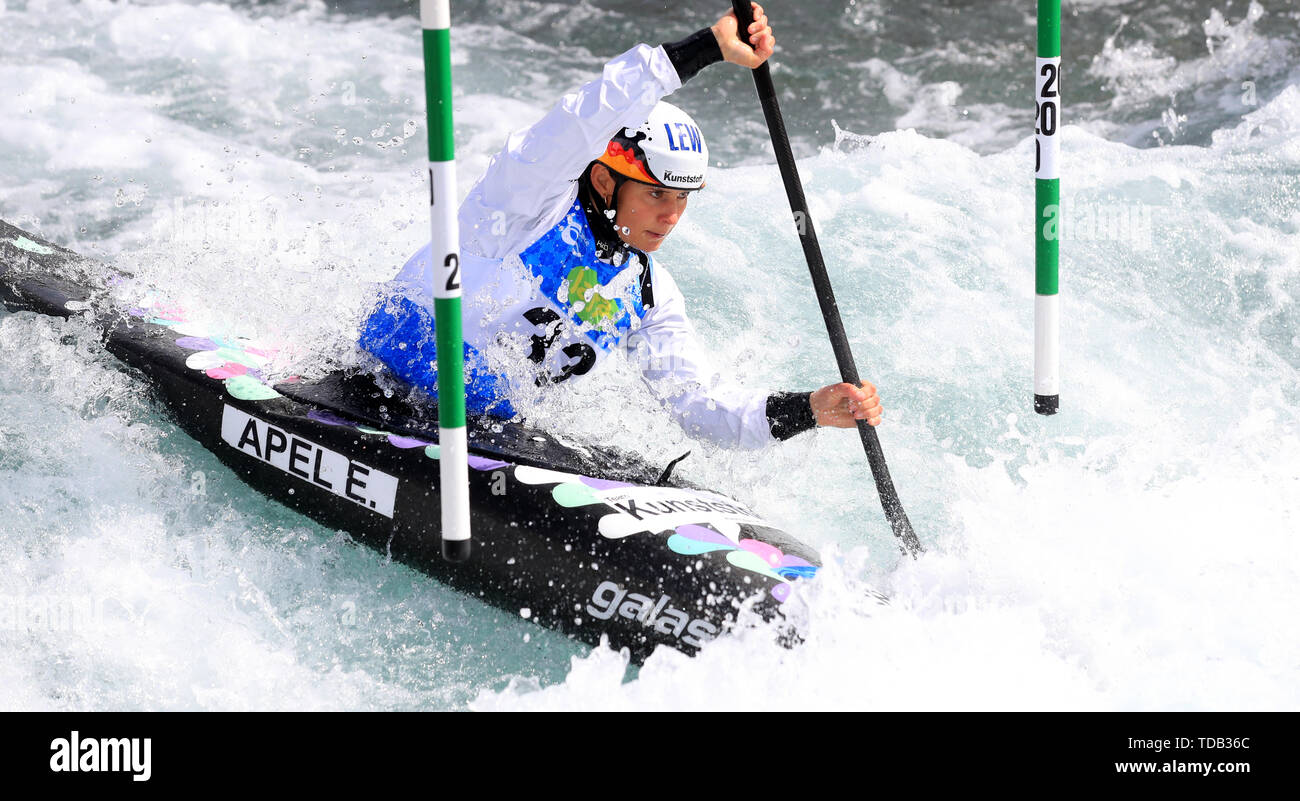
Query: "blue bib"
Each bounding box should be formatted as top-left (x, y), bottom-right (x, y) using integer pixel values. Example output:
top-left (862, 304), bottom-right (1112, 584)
top-left (359, 198), bottom-right (651, 418)
top-left (518, 198), bottom-right (649, 351)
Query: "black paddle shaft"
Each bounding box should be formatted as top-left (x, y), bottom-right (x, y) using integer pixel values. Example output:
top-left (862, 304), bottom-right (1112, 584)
top-left (729, 0), bottom-right (921, 556)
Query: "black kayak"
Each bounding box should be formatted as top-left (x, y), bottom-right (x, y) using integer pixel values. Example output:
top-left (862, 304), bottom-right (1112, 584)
top-left (0, 219), bottom-right (821, 661)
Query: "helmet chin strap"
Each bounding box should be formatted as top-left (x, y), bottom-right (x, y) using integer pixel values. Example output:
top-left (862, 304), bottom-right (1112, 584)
top-left (580, 163), bottom-right (642, 265)
top-left (577, 162), bottom-right (657, 308)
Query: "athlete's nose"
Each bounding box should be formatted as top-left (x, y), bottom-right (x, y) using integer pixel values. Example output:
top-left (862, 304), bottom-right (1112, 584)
top-left (662, 199), bottom-right (686, 226)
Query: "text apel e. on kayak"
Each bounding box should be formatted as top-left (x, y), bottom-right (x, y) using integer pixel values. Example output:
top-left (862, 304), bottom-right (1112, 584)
top-left (220, 405), bottom-right (398, 518)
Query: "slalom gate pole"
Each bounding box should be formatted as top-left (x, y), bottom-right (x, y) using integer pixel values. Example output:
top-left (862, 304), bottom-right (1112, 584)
top-left (1035, 0), bottom-right (1061, 415)
top-left (729, 0), bottom-right (921, 557)
top-left (421, 0), bottom-right (471, 561)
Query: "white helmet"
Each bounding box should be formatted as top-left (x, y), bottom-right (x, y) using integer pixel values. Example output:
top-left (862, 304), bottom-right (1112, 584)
top-left (596, 101), bottom-right (708, 191)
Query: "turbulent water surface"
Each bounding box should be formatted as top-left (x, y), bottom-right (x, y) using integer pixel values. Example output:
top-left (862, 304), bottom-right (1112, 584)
top-left (1, 0), bottom-right (1298, 710)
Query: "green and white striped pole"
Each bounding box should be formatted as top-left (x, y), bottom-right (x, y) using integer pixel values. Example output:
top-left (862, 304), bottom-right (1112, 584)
top-left (1035, 0), bottom-right (1061, 416)
top-left (421, 0), bottom-right (471, 561)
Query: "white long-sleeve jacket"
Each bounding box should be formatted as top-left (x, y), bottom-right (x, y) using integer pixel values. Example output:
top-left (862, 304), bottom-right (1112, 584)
top-left (380, 43), bottom-right (777, 449)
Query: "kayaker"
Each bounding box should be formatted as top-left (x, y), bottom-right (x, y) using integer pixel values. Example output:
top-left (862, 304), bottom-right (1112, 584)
top-left (361, 2), bottom-right (882, 449)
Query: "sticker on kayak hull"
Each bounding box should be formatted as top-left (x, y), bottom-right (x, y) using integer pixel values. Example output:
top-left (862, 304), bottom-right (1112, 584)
top-left (586, 580), bottom-right (719, 649)
top-left (220, 405), bottom-right (398, 518)
top-left (590, 486), bottom-right (766, 540)
top-left (513, 465), bottom-right (767, 540)
top-left (7, 236), bottom-right (55, 255)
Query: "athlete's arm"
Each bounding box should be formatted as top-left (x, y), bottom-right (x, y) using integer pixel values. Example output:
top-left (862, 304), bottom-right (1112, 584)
top-left (457, 3), bottom-right (772, 261)
top-left (759, 381), bottom-right (884, 440)
top-left (709, 2), bottom-right (774, 69)
top-left (457, 44), bottom-right (679, 261)
top-left (665, 2), bottom-right (774, 79)
top-left (633, 262), bottom-right (882, 447)
top-left (810, 382), bottom-right (883, 427)
top-left (630, 279), bottom-right (772, 449)
top-left (630, 265), bottom-right (791, 448)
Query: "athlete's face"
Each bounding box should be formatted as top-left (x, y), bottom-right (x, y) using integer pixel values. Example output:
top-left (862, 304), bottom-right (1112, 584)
top-left (612, 181), bottom-right (691, 253)
top-left (592, 164), bottom-right (691, 253)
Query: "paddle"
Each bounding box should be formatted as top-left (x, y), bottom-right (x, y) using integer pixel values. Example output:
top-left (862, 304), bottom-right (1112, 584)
top-left (728, 0), bottom-right (922, 557)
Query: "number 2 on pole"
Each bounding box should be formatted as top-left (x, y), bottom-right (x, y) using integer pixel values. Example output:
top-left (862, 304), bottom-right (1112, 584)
top-left (1040, 63), bottom-right (1058, 97)
top-left (444, 253), bottom-right (460, 292)
top-left (1036, 63), bottom-right (1058, 136)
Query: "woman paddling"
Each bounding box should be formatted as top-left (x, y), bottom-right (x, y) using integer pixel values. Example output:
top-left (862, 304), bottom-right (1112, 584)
top-left (361, 2), bottom-right (881, 449)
